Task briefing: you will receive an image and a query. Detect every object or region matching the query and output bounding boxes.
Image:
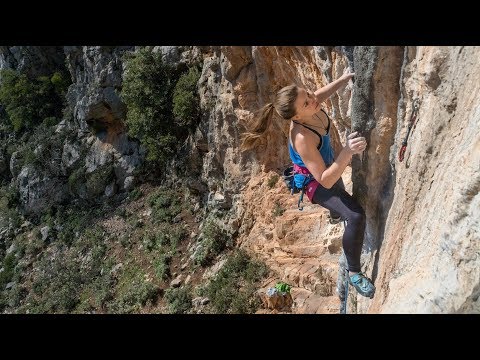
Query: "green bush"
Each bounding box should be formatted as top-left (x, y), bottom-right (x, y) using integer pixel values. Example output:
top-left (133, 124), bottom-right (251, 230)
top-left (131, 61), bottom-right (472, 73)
top-left (28, 254), bottom-right (84, 313)
top-left (68, 167), bottom-right (86, 193)
top-left (121, 48), bottom-right (201, 171)
top-left (173, 66), bottom-right (201, 128)
top-left (194, 219), bottom-right (231, 267)
top-left (200, 249), bottom-right (269, 314)
top-left (164, 286), bottom-right (192, 314)
top-left (0, 184), bottom-right (21, 229)
top-left (168, 226), bottom-right (186, 251)
top-left (107, 265), bottom-right (158, 314)
top-left (128, 188), bottom-right (143, 201)
top-left (147, 188), bottom-right (182, 224)
top-left (0, 253), bottom-right (17, 289)
top-left (54, 205), bottom-right (102, 246)
top-left (0, 69), bottom-right (70, 133)
top-left (121, 49), bottom-right (176, 167)
top-left (85, 164), bottom-right (114, 197)
top-left (154, 252), bottom-right (172, 281)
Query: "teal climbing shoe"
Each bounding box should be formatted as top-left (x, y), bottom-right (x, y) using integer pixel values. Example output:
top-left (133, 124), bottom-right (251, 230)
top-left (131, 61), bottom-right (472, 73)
top-left (349, 272), bottom-right (375, 298)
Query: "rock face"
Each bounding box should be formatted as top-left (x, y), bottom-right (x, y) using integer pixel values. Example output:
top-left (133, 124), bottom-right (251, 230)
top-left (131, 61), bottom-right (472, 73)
top-left (1, 46), bottom-right (146, 215)
top-left (64, 46), bottom-right (146, 193)
top-left (193, 47), bottom-right (354, 313)
top-left (16, 166), bottom-right (69, 215)
top-left (0, 46), bottom-right (65, 79)
top-left (366, 47), bottom-right (480, 314)
top-left (195, 46), bottom-right (479, 313)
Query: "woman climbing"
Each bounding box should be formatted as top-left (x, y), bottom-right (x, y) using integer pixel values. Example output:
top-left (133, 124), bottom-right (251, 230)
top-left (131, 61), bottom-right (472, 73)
top-left (240, 71), bottom-right (375, 298)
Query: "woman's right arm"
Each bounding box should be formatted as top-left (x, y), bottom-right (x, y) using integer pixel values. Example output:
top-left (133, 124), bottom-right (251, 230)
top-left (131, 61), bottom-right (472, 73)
top-left (298, 131), bottom-right (365, 189)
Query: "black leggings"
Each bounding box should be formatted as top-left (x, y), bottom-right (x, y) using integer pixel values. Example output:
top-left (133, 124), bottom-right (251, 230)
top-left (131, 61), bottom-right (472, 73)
top-left (311, 178), bottom-right (366, 272)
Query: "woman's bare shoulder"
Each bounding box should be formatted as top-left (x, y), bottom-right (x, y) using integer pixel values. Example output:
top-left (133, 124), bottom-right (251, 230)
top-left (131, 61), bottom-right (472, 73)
top-left (291, 126), bottom-right (317, 153)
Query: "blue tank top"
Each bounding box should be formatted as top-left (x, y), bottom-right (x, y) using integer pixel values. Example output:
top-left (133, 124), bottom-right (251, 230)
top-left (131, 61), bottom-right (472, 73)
top-left (288, 110), bottom-right (335, 188)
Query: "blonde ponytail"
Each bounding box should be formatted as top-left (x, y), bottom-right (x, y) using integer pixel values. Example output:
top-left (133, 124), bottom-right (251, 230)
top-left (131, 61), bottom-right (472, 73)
top-left (240, 103), bottom-right (275, 151)
top-left (240, 84), bottom-right (298, 152)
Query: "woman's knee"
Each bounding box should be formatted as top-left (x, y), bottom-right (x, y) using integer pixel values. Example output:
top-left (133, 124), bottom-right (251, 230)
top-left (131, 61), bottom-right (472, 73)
top-left (348, 209), bottom-right (365, 224)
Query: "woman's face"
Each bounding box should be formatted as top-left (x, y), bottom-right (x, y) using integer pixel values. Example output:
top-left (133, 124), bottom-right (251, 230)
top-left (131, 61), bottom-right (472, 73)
top-left (293, 88), bottom-right (320, 120)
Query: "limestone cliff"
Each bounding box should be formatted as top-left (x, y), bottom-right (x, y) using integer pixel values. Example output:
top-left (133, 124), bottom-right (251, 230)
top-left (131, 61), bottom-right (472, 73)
top-left (195, 46), bottom-right (479, 314)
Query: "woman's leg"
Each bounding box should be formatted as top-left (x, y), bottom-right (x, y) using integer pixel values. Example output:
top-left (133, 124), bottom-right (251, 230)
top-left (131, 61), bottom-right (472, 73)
top-left (329, 178), bottom-right (345, 220)
top-left (311, 179), bottom-right (365, 273)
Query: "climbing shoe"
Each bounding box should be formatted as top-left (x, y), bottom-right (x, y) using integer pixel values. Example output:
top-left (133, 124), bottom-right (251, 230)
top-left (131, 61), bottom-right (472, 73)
top-left (348, 272), bottom-right (375, 298)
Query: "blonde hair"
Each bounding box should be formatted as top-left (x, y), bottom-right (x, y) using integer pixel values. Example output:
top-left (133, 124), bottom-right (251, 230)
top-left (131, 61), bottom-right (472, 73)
top-left (240, 85), bottom-right (298, 151)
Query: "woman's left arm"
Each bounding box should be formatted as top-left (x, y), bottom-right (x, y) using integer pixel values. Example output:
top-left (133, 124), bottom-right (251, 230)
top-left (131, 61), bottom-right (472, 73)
top-left (314, 71), bottom-right (355, 104)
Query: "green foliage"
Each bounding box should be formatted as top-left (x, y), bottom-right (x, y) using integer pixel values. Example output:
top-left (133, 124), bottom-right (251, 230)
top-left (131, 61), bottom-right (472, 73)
top-left (173, 66), bottom-right (201, 128)
top-left (0, 253), bottom-right (17, 290)
top-left (121, 49), bottom-right (176, 167)
top-left (107, 264), bottom-right (158, 314)
top-left (68, 167), bottom-right (86, 193)
top-left (0, 184), bottom-right (19, 208)
top-left (50, 71), bottom-right (69, 96)
top-left (267, 174), bottom-right (279, 188)
top-left (164, 286), bottom-right (193, 314)
top-left (7, 285), bottom-right (28, 308)
top-left (0, 69), bottom-right (70, 133)
top-left (128, 187), bottom-right (143, 201)
top-left (0, 185), bottom-right (21, 229)
top-left (147, 188), bottom-right (183, 224)
top-left (0, 70), bottom-right (37, 132)
top-left (85, 164), bottom-right (114, 196)
top-left (200, 249), bottom-right (269, 314)
top-left (19, 224), bottom-right (112, 314)
top-left (154, 252), bottom-right (172, 281)
top-left (22, 147), bottom-right (37, 167)
top-left (168, 226), bottom-right (186, 251)
top-left (42, 116), bottom-right (60, 127)
top-left (54, 205), bottom-right (104, 246)
top-left (9, 123), bottom-right (68, 177)
top-left (75, 270), bottom-right (114, 313)
top-left (121, 48), bottom-right (201, 171)
top-left (194, 219), bottom-right (231, 267)
top-left (143, 225), bottom-right (185, 254)
top-left (28, 254), bottom-right (84, 313)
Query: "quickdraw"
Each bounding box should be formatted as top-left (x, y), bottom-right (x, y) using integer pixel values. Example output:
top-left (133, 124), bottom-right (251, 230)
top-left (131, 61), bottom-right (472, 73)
top-left (399, 99), bottom-right (420, 162)
top-left (297, 172), bottom-right (313, 211)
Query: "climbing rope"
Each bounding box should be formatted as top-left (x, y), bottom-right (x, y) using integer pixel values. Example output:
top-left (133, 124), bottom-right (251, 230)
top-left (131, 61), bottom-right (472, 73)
top-left (342, 268), bottom-right (349, 314)
top-left (399, 99), bottom-right (420, 162)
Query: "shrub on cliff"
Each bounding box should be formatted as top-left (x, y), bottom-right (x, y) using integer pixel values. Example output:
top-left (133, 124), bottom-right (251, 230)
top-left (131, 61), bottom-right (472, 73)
top-left (121, 48), bottom-right (201, 172)
top-left (0, 69), bottom-right (70, 132)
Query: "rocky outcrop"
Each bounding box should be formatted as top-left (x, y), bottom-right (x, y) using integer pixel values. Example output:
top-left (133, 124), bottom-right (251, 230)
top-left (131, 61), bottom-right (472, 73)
top-left (16, 166), bottom-right (69, 215)
top-left (64, 46), bottom-right (131, 131)
top-left (63, 46), bottom-right (153, 194)
top-left (193, 47), bottom-right (354, 313)
top-left (2, 46), bottom-right (148, 215)
top-left (366, 46), bottom-right (480, 313)
top-left (0, 46), bottom-right (65, 79)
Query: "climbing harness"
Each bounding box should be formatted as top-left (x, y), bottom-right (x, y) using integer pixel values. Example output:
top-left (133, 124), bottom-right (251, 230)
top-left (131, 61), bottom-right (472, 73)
top-left (399, 99), bottom-right (420, 162)
top-left (282, 164), bottom-right (313, 211)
